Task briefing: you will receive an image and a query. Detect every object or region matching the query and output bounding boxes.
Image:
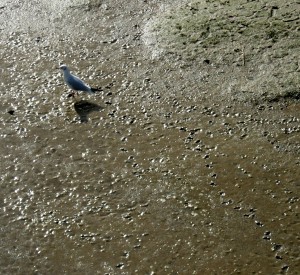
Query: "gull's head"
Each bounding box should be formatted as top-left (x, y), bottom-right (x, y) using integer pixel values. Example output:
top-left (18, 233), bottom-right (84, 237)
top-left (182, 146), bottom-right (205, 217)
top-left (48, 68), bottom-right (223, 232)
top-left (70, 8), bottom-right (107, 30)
top-left (59, 64), bottom-right (69, 72)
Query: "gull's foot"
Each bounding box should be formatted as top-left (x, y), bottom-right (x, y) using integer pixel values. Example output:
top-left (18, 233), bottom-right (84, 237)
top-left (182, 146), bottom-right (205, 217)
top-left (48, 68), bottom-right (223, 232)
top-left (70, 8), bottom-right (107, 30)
top-left (67, 92), bottom-right (77, 98)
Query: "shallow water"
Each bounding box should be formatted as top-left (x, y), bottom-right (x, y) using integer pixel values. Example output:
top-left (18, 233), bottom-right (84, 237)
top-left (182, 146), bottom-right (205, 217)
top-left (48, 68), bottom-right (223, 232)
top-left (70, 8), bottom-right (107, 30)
top-left (0, 0), bottom-right (299, 274)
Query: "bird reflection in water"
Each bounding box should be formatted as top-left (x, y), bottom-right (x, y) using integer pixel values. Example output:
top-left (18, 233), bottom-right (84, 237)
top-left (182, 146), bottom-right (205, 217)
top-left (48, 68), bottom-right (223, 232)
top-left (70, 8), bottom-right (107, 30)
top-left (74, 100), bottom-right (103, 123)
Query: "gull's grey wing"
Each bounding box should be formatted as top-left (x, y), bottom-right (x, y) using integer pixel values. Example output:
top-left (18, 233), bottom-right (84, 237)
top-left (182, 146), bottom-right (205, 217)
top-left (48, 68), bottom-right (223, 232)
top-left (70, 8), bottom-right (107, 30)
top-left (66, 74), bottom-right (92, 92)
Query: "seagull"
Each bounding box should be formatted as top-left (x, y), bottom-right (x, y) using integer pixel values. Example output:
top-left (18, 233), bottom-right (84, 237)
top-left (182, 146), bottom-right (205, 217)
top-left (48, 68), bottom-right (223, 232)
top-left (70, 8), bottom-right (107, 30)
top-left (59, 64), bottom-right (101, 96)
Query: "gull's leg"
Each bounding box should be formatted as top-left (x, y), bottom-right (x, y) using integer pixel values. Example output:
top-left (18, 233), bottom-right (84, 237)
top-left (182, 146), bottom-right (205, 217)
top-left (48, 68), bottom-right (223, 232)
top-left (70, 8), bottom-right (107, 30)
top-left (68, 90), bottom-right (76, 98)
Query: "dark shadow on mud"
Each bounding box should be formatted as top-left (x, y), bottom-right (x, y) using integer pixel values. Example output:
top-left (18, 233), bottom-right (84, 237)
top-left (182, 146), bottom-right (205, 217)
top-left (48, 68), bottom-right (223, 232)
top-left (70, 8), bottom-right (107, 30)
top-left (74, 100), bottom-right (103, 123)
top-left (267, 90), bottom-right (300, 103)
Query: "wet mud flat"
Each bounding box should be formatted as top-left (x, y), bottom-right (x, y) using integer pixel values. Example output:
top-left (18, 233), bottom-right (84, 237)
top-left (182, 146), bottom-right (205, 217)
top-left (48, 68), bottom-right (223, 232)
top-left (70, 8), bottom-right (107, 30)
top-left (0, 0), bottom-right (299, 274)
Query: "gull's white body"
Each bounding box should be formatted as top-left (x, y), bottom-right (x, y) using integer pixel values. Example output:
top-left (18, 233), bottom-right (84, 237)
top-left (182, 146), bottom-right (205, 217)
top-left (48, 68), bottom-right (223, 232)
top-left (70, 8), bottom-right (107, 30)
top-left (59, 64), bottom-right (95, 94)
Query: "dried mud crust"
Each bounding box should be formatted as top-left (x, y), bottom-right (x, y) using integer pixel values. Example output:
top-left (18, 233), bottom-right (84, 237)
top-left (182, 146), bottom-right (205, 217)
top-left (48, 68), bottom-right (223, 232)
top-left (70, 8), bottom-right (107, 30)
top-left (143, 0), bottom-right (300, 102)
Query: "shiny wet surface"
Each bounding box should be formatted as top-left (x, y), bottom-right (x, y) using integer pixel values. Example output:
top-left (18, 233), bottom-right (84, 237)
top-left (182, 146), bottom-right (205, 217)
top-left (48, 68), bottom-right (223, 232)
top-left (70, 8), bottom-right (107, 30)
top-left (0, 0), bottom-right (299, 274)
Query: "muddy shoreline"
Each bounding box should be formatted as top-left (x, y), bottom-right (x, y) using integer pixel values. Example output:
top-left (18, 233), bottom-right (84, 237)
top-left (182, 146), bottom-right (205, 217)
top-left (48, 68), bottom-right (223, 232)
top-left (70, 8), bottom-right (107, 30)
top-left (0, 0), bottom-right (299, 274)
